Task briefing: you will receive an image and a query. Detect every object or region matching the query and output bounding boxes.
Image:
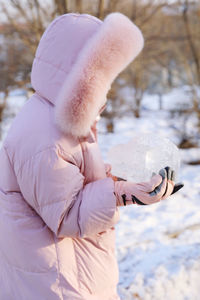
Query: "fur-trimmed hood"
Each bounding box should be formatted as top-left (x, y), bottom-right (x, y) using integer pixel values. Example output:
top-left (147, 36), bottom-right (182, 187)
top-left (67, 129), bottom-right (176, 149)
top-left (31, 12), bottom-right (144, 138)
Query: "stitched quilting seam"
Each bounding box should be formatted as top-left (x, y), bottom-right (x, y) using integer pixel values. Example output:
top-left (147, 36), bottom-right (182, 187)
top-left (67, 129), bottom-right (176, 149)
top-left (53, 235), bottom-right (64, 300)
top-left (16, 146), bottom-right (56, 177)
top-left (34, 56), bottom-right (68, 75)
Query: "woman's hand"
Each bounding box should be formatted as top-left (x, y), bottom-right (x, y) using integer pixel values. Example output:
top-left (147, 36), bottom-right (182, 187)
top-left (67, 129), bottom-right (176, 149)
top-left (114, 167), bottom-right (183, 206)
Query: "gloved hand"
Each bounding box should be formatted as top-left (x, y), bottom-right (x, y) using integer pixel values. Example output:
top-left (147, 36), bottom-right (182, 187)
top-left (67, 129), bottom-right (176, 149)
top-left (114, 166), bottom-right (183, 206)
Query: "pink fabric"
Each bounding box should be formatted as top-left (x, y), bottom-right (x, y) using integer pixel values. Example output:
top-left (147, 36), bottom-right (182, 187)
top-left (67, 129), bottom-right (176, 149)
top-left (0, 13), bottom-right (124, 300)
top-left (31, 13), bottom-right (102, 106)
top-left (53, 12), bottom-right (144, 138)
top-left (0, 94), bottom-right (120, 299)
top-left (31, 12), bottom-right (144, 138)
top-left (114, 173), bottom-right (175, 206)
top-left (0, 12), bottom-right (144, 299)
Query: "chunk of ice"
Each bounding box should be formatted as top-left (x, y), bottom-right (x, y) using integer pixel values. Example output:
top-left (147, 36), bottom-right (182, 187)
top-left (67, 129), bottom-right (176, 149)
top-left (108, 133), bottom-right (180, 182)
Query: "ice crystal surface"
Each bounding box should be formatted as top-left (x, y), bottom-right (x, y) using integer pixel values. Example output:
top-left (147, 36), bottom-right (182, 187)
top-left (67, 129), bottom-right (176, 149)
top-left (108, 133), bottom-right (180, 182)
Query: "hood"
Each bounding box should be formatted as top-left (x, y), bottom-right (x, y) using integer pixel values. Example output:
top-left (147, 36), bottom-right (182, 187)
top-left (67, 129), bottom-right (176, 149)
top-left (31, 12), bottom-right (144, 138)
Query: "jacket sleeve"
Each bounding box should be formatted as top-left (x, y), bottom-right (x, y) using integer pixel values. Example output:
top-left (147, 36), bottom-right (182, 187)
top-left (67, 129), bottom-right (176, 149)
top-left (17, 147), bottom-right (119, 238)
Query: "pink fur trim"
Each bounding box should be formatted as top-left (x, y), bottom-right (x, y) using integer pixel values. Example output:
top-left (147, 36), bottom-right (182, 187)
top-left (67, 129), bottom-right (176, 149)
top-left (55, 12), bottom-right (144, 137)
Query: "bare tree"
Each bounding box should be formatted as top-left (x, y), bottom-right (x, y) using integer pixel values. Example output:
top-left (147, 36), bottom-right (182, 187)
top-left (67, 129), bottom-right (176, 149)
top-left (182, 0), bottom-right (200, 84)
top-left (0, 0), bottom-right (199, 135)
top-left (75, 0), bottom-right (82, 13)
top-left (54, 0), bottom-right (69, 14)
top-left (97, 0), bottom-right (104, 19)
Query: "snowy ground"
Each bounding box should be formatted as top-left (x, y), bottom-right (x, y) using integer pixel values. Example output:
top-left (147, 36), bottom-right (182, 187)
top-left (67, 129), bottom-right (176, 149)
top-left (1, 90), bottom-right (200, 300)
top-left (97, 110), bottom-right (200, 300)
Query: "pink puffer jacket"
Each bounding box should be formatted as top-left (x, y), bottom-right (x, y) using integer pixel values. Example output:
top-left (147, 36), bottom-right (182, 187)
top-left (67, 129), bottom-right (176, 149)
top-left (0, 13), bottom-right (143, 300)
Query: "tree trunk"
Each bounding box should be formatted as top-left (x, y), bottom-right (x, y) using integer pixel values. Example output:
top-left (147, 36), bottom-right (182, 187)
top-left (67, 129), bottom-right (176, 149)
top-left (133, 88), bottom-right (143, 118)
top-left (182, 0), bottom-right (200, 85)
top-left (75, 0), bottom-right (82, 13)
top-left (0, 89), bottom-right (8, 140)
top-left (55, 0), bottom-right (68, 14)
top-left (97, 0), bottom-right (104, 19)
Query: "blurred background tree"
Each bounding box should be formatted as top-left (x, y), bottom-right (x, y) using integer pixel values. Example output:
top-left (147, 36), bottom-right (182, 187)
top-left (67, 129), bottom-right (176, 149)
top-left (0, 0), bottom-right (199, 144)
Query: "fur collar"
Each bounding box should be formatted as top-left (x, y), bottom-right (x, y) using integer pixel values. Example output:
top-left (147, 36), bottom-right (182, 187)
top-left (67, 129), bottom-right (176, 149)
top-left (54, 12), bottom-right (144, 138)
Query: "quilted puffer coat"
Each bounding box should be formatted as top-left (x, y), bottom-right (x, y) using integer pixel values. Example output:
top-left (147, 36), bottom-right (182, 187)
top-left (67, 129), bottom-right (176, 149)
top-left (0, 12), bottom-right (144, 300)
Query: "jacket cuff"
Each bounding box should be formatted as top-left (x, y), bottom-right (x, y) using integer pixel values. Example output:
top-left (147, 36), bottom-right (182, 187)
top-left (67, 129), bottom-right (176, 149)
top-left (78, 177), bottom-right (119, 237)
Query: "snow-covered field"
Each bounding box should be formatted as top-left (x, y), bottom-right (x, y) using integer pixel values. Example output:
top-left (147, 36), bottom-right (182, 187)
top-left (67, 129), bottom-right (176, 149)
top-left (1, 89), bottom-right (200, 300)
top-left (97, 105), bottom-right (200, 300)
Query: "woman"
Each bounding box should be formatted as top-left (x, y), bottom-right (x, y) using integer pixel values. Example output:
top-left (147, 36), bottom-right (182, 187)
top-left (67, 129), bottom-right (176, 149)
top-left (0, 12), bottom-right (181, 300)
